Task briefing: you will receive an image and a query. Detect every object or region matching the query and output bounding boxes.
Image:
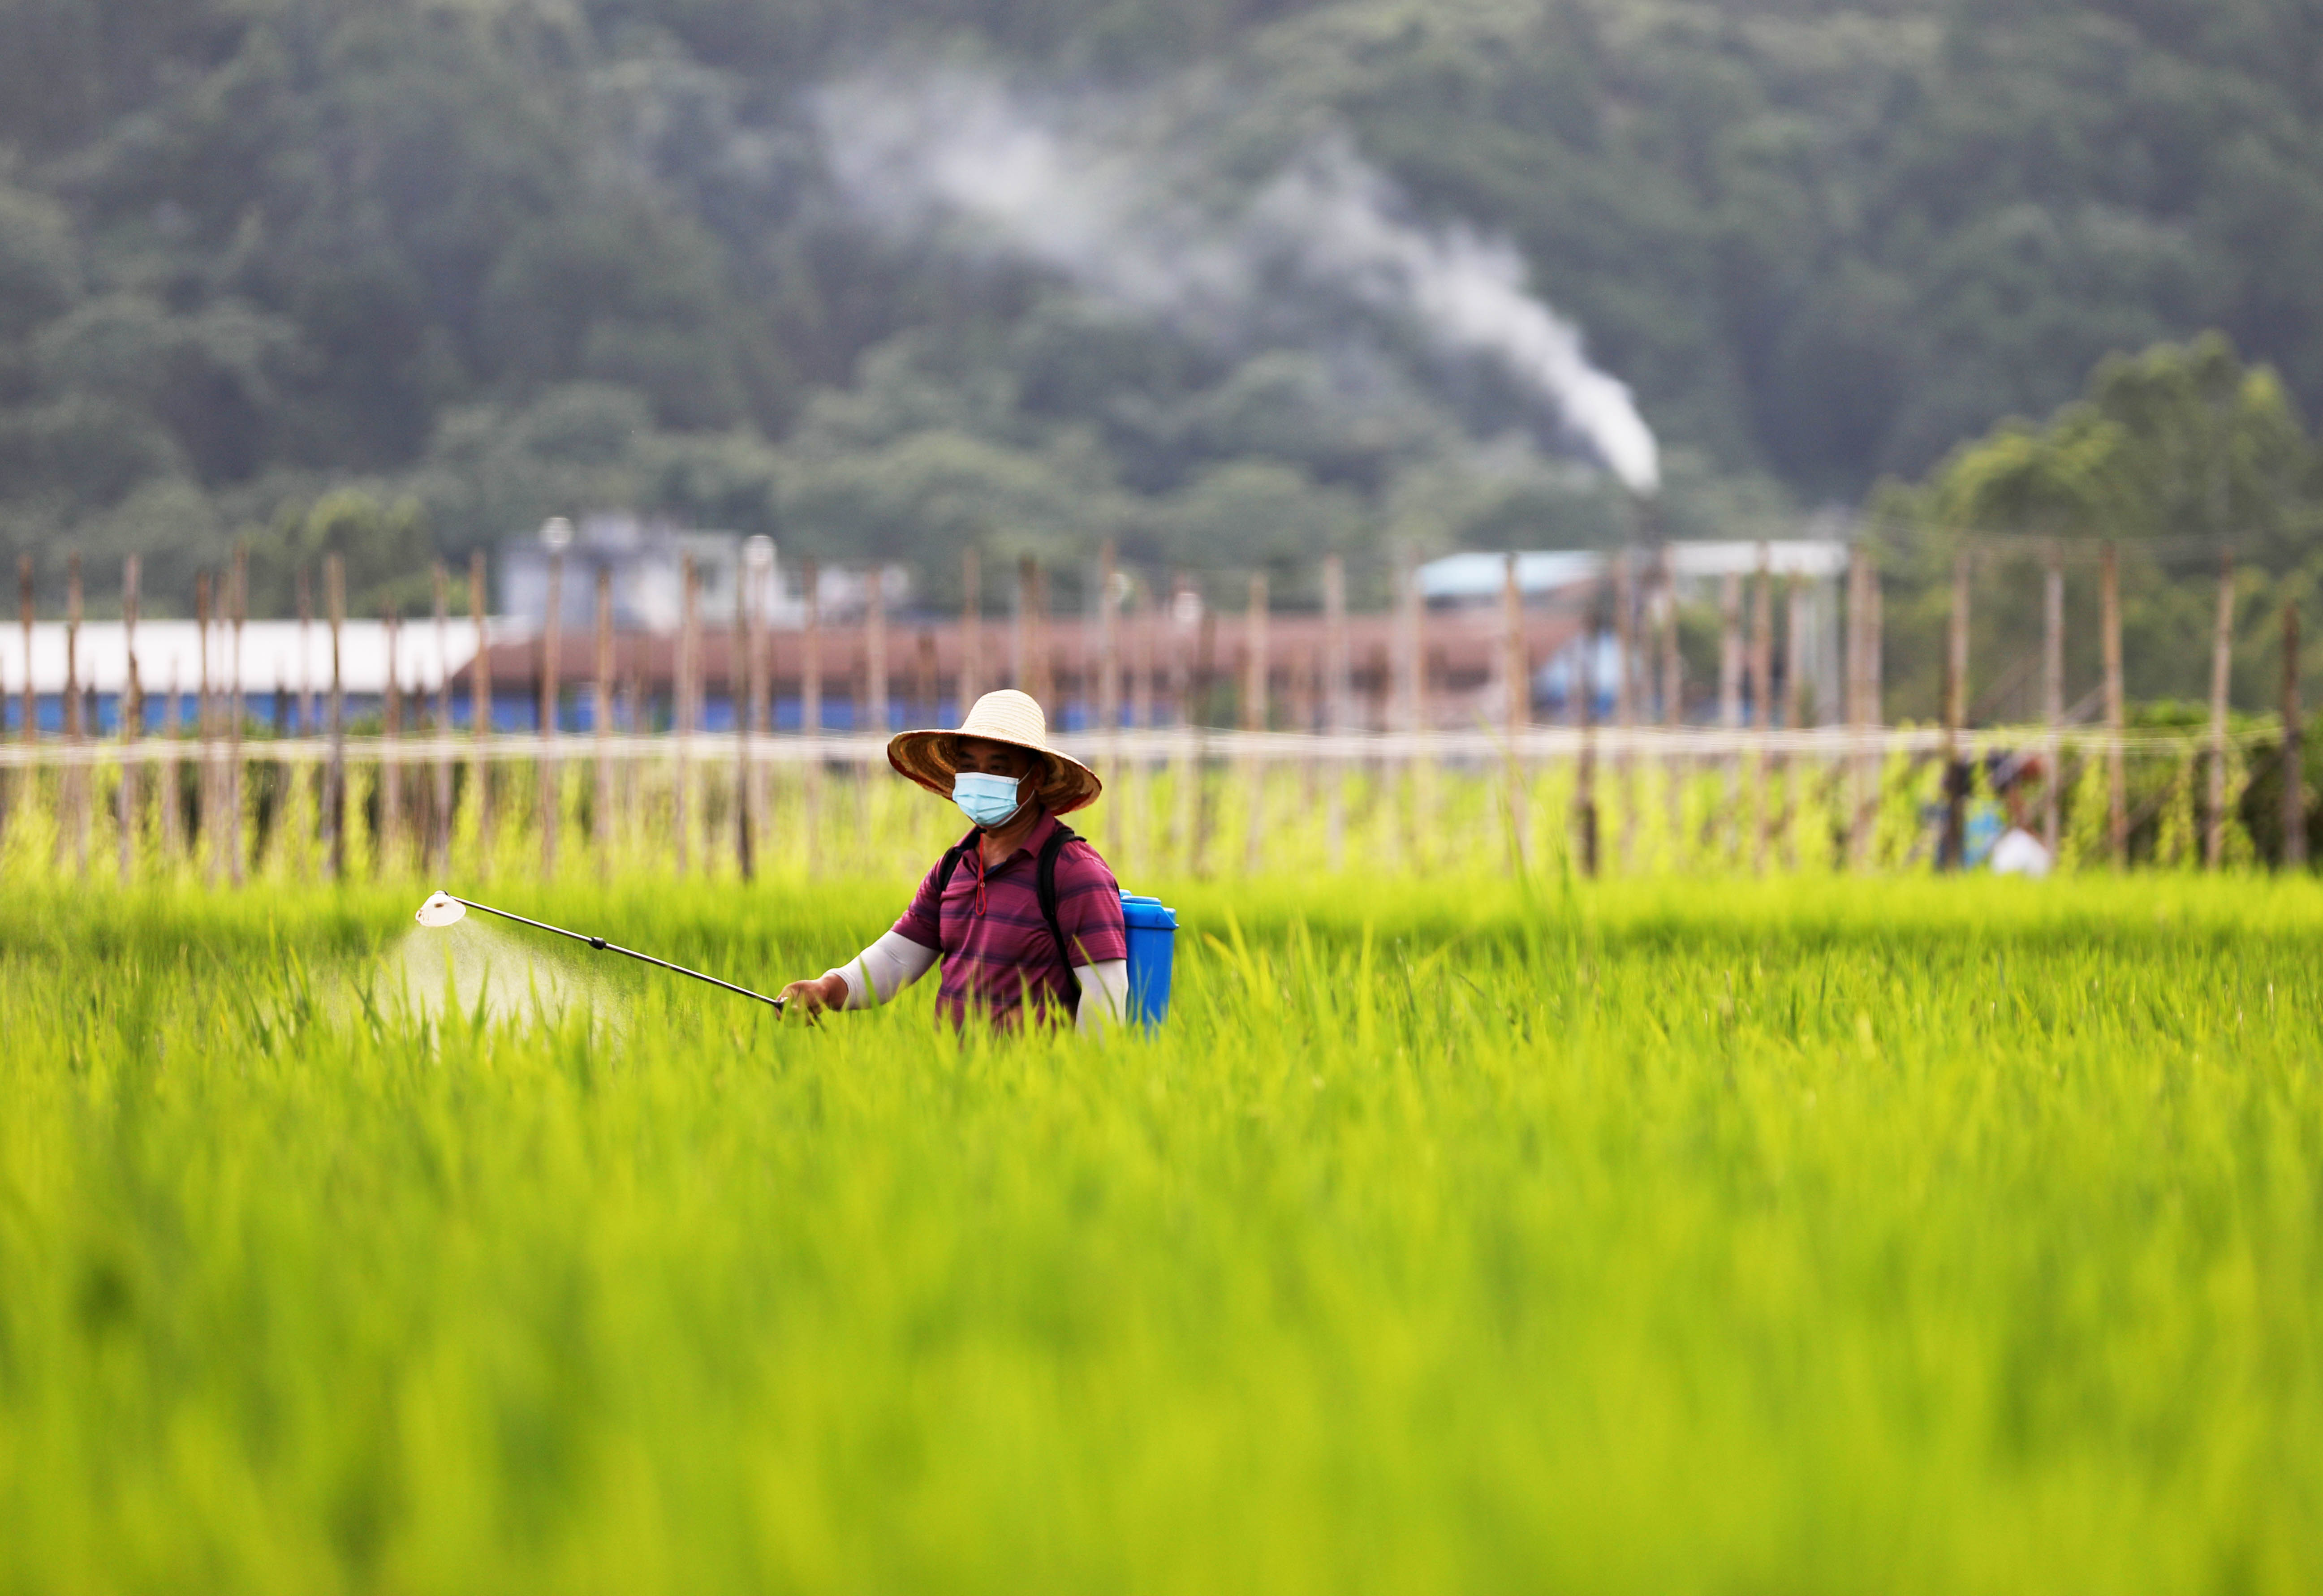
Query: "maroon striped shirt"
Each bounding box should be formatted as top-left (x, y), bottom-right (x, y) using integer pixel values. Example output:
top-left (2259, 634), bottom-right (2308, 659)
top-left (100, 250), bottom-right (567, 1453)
top-left (893, 814), bottom-right (1127, 1028)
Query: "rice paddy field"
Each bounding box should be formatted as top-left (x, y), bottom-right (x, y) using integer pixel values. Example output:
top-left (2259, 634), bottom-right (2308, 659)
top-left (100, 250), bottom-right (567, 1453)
top-left (3, 870), bottom-right (2320, 1593)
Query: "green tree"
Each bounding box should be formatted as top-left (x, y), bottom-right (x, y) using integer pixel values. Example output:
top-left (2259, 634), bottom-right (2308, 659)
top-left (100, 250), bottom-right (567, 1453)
top-left (243, 490), bottom-right (437, 620)
top-left (1876, 333), bottom-right (2323, 720)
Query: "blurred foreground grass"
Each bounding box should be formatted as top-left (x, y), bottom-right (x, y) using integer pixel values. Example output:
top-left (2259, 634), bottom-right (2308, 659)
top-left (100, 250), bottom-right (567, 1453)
top-left (1, 874), bottom-right (2319, 1593)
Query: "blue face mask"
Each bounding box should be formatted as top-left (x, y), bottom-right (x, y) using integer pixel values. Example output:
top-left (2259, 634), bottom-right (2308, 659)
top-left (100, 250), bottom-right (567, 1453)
top-left (952, 770), bottom-right (1026, 829)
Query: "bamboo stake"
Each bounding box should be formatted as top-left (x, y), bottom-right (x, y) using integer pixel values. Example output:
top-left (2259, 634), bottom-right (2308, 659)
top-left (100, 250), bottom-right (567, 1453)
top-left (326, 556), bottom-right (345, 882)
top-left (959, 548), bottom-right (982, 707)
top-left (1571, 576), bottom-right (1599, 879)
top-left (469, 549), bottom-right (492, 878)
top-left (1097, 540), bottom-right (1121, 855)
top-left (0, 590), bottom-right (8, 848)
top-left (913, 630), bottom-right (935, 727)
top-left (1719, 572), bottom-right (1742, 730)
top-left (1028, 561), bottom-right (1053, 713)
top-left (1657, 568), bottom-right (1682, 862)
top-left (1095, 547), bottom-right (1121, 731)
top-left (2284, 600), bottom-right (2305, 870)
top-left (1657, 571), bottom-right (1680, 727)
top-left (203, 568), bottom-right (218, 880)
top-left (1295, 646), bottom-right (1319, 815)
top-left (676, 552), bottom-right (697, 878)
top-left (853, 573), bottom-right (874, 871)
top-left (2042, 545), bottom-right (2063, 856)
top-left (382, 609), bottom-right (402, 876)
top-left (197, 570), bottom-right (216, 883)
top-left (1613, 551), bottom-right (1636, 874)
top-left (1502, 555), bottom-right (1532, 874)
top-left (298, 568), bottom-right (316, 737)
top-left (432, 563), bottom-right (453, 875)
top-left (228, 545), bottom-right (245, 887)
top-left (596, 564), bottom-right (616, 881)
top-left (1013, 556), bottom-right (1033, 696)
top-left (1718, 570), bottom-right (1741, 864)
top-left (1393, 555), bottom-right (1421, 733)
top-left (1097, 541), bottom-right (1121, 733)
top-left (1169, 576), bottom-right (1196, 872)
top-left (1783, 569), bottom-right (1807, 869)
top-left (865, 562), bottom-right (888, 736)
top-left (120, 555), bottom-right (139, 882)
top-left (1749, 549), bottom-right (1775, 870)
top-left (1384, 557), bottom-right (1413, 876)
top-left (1290, 642), bottom-right (1317, 736)
top-left (735, 565), bottom-right (754, 882)
top-left (622, 643), bottom-right (643, 850)
top-left (160, 661), bottom-right (181, 863)
top-left (1941, 550), bottom-right (1970, 871)
top-left (1748, 545), bottom-right (1772, 731)
top-left (65, 553), bottom-right (85, 876)
top-left (1323, 553), bottom-right (1349, 871)
top-left (1848, 548), bottom-right (1878, 871)
top-left (16, 555), bottom-right (30, 748)
top-left (746, 539), bottom-right (773, 861)
top-left (1400, 551), bottom-right (1430, 874)
top-left (1844, 553), bottom-right (1863, 868)
top-left (1192, 602), bottom-right (1217, 878)
top-left (1243, 572), bottom-right (1267, 876)
top-left (1868, 571), bottom-right (1884, 856)
top-left (1784, 571), bottom-right (1808, 730)
top-left (297, 568), bottom-right (315, 865)
top-left (539, 538), bottom-right (563, 882)
top-left (1129, 581), bottom-right (1156, 871)
top-left (1132, 578), bottom-right (1155, 731)
top-left (2101, 541), bottom-right (2126, 865)
top-left (801, 558), bottom-right (821, 878)
top-left (2206, 550), bottom-right (2234, 869)
top-left (6, 548), bottom-right (30, 854)
top-left (1615, 552), bottom-right (1638, 730)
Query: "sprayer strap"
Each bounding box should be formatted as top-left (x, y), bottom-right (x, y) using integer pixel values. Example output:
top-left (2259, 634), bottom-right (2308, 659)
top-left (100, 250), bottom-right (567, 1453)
top-left (932, 830), bottom-right (976, 901)
top-left (1034, 825), bottom-right (1082, 1011)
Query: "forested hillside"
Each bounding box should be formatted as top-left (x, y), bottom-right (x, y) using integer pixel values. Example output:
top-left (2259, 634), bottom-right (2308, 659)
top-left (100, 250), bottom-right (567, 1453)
top-left (6, 0), bottom-right (2323, 613)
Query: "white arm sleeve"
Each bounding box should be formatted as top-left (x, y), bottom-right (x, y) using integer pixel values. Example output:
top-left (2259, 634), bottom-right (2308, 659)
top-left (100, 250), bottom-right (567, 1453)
top-left (1075, 959), bottom-right (1131, 1037)
top-left (824, 932), bottom-right (938, 1010)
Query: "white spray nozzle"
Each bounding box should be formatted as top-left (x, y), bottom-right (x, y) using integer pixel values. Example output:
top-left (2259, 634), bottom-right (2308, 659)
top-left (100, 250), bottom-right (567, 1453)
top-left (415, 892), bottom-right (467, 928)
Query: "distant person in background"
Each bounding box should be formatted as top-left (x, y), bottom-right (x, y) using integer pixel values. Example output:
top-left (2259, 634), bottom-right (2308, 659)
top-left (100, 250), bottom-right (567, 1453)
top-left (1989, 825), bottom-right (2054, 878)
top-left (780, 690), bottom-right (1130, 1032)
top-left (1987, 752), bottom-right (2054, 878)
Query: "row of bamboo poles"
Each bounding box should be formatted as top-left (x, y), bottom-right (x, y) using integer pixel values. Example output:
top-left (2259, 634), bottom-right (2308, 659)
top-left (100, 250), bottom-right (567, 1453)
top-left (0, 718), bottom-right (2290, 886)
top-left (4, 538), bottom-right (2308, 884)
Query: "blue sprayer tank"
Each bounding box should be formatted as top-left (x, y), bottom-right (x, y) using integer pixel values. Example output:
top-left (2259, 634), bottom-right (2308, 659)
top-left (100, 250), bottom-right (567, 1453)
top-left (1119, 893), bottom-right (1179, 1027)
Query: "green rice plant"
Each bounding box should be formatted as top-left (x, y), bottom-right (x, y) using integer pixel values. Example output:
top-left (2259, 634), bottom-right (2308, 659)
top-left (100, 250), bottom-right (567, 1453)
top-left (261, 760), bottom-right (325, 886)
top-left (1, 874), bottom-right (2320, 1592)
top-left (0, 769), bottom-right (59, 882)
top-left (2220, 735), bottom-right (2261, 868)
top-left (2153, 750), bottom-right (2199, 868)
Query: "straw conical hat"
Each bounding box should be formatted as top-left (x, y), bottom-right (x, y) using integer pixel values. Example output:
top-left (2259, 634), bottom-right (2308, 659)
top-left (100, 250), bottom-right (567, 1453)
top-left (887, 689), bottom-right (1103, 816)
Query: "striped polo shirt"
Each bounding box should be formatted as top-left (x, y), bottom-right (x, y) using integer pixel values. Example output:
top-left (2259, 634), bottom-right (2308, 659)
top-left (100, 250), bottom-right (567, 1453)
top-left (892, 813), bottom-right (1128, 1028)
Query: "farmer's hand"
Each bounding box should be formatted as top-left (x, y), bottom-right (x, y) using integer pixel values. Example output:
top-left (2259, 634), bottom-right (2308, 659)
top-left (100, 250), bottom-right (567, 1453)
top-left (779, 972), bottom-right (849, 1020)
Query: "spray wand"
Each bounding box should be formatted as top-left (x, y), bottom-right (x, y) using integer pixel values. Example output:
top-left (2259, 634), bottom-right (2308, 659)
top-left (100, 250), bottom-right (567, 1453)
top-left (414, 891), bottom-right (785, 1011)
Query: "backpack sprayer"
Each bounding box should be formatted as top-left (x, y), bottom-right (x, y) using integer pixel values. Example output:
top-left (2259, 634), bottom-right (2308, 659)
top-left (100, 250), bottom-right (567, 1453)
top-left (413, 891), bottom-right (786, 1010)
top-left (1119, 894), bottom-right (1178, 1027)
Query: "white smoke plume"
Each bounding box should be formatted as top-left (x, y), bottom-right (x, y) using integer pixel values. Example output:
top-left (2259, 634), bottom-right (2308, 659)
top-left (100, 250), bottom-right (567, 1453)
top-left (815, 70), bottom-right (1660, 495)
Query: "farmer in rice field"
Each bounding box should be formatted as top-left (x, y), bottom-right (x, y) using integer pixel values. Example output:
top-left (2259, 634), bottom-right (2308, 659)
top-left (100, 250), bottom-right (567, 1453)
top-left (779, 689), bottom-right (1131, 1032)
